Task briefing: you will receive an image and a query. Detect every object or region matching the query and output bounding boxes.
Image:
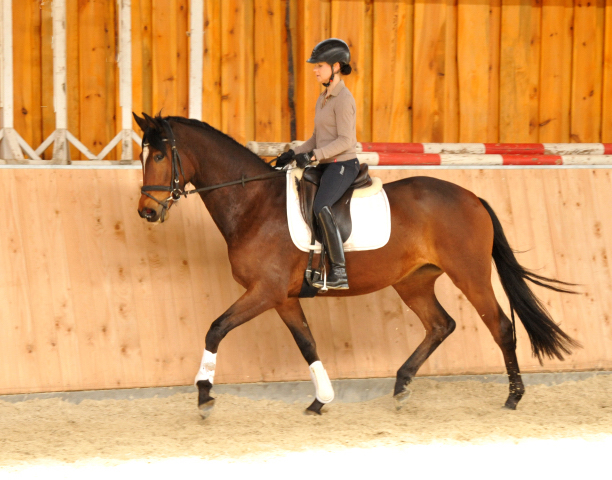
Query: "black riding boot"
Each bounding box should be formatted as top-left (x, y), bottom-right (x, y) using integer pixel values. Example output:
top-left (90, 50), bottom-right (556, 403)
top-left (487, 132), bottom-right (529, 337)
top-left (312, 206), bottom-right (349, 290)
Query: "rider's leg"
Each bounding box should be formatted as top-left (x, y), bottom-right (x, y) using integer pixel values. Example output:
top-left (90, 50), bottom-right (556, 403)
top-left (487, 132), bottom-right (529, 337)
top-left (312, 159), bottom-right (359, 290)
top-left (313, 206), bottom-right (348, 289)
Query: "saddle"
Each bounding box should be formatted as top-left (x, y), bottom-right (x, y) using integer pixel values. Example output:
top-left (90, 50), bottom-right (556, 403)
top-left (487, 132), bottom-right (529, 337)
top-left (297, 163), bottom-right (373, 244)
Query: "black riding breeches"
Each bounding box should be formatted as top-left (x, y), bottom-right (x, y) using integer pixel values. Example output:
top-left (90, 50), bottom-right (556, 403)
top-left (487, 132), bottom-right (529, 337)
top-left (313, 158), bottom-right (360, 216)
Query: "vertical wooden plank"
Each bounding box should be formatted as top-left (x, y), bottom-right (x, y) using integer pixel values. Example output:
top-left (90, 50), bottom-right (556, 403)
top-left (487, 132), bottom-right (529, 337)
top-left (280, 0), bottom-right (295, 142)
top-left (152, 0), bottom-right (183, 116)
top-left (13, 171), bottom-right (63, 390)
top-left (0, 172), bottom-right (40, 391)
top-left (118, 170), bottom-right (184, 386)
top-left (38, 171), bottom-right (83, 390)
top-left (64, 0), bottom-right (81, 160)
top-left (130, 0), bottom-right (146, 159)
top-left (202, 0), bottom-right (222, 128)
top-left (221, 0), bottom-right (254, 144)
top-left (331, 0), bottom-right (372, 141)
top-left (413, 0), bottom-right (459, 142)
top-left (12, 1), bottom-right (42, 154)
top-left (371, 0), bottom-right (413, 143)
top-left (152, 0), bottom-right (175, 114)
top-left (105, 0), bottom-right (119, 159)
top-left (39, 1), bottom-right (55, 159)
top-left (603, 0), bottom-right (612, 142)
top-left (457, 0), bottom-right (501, 142)
top-left (571, 0), bottom-right (605, 142)
top-left (539, 0), bottom-right (573, 142)
top-left (132, 0), bottom-right (153, 123)
top-left (499, 0), bottom-right (541, 142)
top-left (176, 0), bottom-right (189, 118)
top-left (254, 0), bottom-right (283, 142)
top-left (295, 0), bottom-right (330, 141)
top-left (78, 0), bottom-right (111, 156)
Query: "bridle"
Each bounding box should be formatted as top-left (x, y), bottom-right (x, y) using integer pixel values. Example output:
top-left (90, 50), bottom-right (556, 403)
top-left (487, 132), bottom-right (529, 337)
top-left (140, 118), bottom-right (284, 219)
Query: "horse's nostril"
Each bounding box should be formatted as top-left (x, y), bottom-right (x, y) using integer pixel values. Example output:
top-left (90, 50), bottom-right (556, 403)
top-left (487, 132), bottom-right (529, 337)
top-left (139, 207), bottom-right (156, 220)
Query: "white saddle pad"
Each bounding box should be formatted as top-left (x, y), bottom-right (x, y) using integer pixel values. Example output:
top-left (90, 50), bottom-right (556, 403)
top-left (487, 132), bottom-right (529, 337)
top-left (286, 168), bottom-right (391, 253)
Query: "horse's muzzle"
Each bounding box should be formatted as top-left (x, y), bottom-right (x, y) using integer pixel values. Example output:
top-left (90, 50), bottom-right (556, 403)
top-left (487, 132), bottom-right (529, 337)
top-left (138, 206), bottom-right (163, 223)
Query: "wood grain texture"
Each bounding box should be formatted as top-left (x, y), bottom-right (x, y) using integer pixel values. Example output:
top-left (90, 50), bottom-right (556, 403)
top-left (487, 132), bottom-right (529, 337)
top-left (7, 1), bottom-right (612, 154)
top-left (571, 0), bottom-right (605, 143)
top-left (78, 0), bottom-right (117, 156)
top-left (457, 0), bottom-right (500, 142)
top-left (152, 0), bottom-right (189, 118)
top-left (539, 0), bottom-right (573, 142)
top-left (39, 1), bottom-right (55, 159)
top-left (499, 0), bottom-right (541, 143)
top-left (12, 0), bottom-right (42, 154)
top-left (254, 0), bottom-right (284, 142)
top-left (0, 167), bottom-right (611, 394)
top-left (603, 1), bottom-right (612, 143)
top-left (412, 0), bottom-right (459, 143)
top-left (221, 0), bottom-right (255, 145)
top-left (295, 0), bottom-right (330, 141)
top-left (202, 0), bottom-right (222, 129)
top-left (372, 0), bottom-right (413, 142)
top-left (130, 0), bottom-right (151, 160)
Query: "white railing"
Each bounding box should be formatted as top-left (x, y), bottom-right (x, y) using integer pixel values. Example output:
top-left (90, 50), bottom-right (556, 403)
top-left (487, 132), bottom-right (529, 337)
top-left (0, 0), bottom-right (205, 165)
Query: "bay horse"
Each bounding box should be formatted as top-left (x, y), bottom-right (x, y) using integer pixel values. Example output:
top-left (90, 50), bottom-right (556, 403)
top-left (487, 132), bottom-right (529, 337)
top-left (133, 113), bottom-right (579, 418)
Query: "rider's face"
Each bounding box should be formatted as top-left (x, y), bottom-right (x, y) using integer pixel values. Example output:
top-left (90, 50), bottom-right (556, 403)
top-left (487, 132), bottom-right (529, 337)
top-left (313, 62), bottom-right (333, 84)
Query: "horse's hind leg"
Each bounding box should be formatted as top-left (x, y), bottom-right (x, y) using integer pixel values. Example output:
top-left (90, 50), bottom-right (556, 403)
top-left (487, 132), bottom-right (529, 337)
top-left (392, 269), bottom-right (456, 409)
top-left (275, 298), bottom-right (332, 415)
top-left (464, 289), bottom-right (525, 409)
top-left (445, 264), bottom-right (525, 409)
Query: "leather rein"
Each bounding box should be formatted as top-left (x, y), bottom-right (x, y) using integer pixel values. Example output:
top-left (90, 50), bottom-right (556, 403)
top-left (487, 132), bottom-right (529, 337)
top-left (140, 119), bottom-right (284, 216)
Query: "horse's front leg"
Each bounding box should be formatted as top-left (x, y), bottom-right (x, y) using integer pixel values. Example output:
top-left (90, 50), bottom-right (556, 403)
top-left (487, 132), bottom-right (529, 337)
top-left (275, 298), bottom-right (334, 415)
top-left (196, 287), bottom-right (280, 418)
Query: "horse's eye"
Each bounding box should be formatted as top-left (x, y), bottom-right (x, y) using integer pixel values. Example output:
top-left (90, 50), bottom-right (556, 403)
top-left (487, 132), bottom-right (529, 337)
top-left (154, 153), bottom-right (164, 162)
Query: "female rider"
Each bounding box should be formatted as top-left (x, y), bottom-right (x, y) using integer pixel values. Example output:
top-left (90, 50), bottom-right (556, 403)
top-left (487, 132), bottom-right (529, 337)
top-left (276, 38), bottom-right (358, 290)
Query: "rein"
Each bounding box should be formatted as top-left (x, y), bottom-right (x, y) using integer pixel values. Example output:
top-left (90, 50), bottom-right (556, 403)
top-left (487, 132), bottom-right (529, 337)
top-left (141, 119), bottom-right (284, 215)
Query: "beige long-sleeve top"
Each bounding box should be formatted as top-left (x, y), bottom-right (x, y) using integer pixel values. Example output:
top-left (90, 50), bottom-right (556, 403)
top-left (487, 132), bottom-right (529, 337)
top-left (293, 79), bottom-right (357, 164)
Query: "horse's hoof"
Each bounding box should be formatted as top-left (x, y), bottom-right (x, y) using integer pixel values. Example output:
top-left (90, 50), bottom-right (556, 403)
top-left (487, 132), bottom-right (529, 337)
top-left (394, 388), bottom-right (412, 410)
top-left (198, 398), bottom-right (216, 419)
top-left (503, 394), bottom-right (521, 410)
top-left (305, 399), bottom-right (324, 415)
top-left (503, 400), bottom-right (518, 410)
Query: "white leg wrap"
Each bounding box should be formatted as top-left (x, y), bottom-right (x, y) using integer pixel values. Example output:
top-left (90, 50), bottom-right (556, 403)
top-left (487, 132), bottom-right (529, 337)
top-left (195, 349), bottom-right (217, 386)
top-left (309, 361), bottom-right (334, 403)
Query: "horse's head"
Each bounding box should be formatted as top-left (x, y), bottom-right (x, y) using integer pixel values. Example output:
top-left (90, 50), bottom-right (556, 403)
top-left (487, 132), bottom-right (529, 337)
top-left (133, 113), bottom-right (192, 223)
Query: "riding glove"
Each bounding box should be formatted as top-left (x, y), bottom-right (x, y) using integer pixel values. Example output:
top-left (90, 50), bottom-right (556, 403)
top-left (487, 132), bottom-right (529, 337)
top-left (295, 152), bottom-right (314, 169)
top-left (275, 149), bottom-right (295, 169)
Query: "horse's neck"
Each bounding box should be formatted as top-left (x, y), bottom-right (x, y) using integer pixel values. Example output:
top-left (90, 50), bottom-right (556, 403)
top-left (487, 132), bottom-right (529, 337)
top-left (188, 136), bottom-right (282, 244)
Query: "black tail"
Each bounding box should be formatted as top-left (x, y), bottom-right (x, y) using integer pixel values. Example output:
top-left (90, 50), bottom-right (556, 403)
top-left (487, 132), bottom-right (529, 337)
top-left (479, 198), bottom-right (581, 363)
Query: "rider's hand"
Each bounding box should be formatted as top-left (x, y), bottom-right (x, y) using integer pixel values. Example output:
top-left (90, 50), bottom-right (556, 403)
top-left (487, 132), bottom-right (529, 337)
top-left (275, 149), bottom-right (294, 169)
top-left (295, 151), bottom-right (314, 169)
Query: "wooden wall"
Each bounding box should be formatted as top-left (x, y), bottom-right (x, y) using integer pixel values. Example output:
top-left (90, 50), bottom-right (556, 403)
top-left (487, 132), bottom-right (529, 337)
top-left (10, 0), bottom-right (612, 160)
top-left (1, 166), bottom-right (611, 395)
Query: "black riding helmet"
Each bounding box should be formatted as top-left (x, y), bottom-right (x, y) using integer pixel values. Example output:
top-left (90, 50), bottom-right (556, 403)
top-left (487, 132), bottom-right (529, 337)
top-left (307, 38), bottom-right (352, 87)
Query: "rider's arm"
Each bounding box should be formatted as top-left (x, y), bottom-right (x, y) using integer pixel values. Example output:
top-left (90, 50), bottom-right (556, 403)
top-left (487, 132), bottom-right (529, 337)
top-left (293, 132), bottom-right (316, 156)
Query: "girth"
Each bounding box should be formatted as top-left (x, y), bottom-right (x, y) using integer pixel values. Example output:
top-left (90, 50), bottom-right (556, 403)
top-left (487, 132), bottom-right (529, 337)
top-left (298, 163), bottom-right (372, 244)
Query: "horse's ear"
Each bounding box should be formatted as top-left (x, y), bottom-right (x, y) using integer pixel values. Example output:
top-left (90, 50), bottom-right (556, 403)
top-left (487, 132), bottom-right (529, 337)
top-left (132, 112), bottom-right (147, 132)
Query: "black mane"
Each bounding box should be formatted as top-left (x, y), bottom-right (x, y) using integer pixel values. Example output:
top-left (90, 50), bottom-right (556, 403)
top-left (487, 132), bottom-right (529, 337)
top-left (145, 114), bottom-right (272, 169)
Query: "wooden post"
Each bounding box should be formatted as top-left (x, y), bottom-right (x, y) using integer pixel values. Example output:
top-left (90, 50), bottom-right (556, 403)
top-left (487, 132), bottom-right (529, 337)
top-left (189, 0), bottom-right (204, 120)
top-left (119, 0), bottom-right (134, 161)
top-left (51, 0), bottom-right (70, 164)
top-left (0, 0), bottom-right (24, 162)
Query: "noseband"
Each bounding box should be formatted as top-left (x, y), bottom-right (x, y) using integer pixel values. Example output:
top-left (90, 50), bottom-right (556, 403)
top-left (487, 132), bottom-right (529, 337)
top-left (140, 119), bottom-right (284, 218)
